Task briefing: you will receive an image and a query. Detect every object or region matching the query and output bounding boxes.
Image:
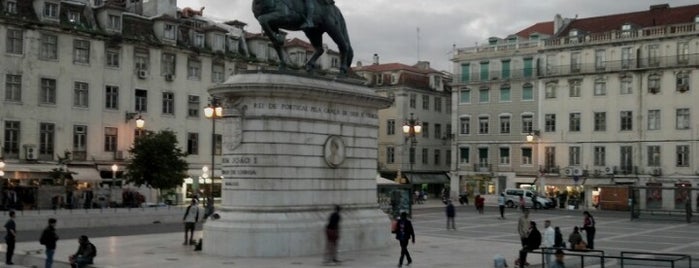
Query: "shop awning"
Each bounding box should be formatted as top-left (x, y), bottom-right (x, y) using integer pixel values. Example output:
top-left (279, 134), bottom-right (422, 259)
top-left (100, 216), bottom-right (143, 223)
top-left (70, 167), bottom-right (102, 182)
top-left (187, 168), bottom-right (222, 178)
top-left (376, 174), bottom-right (398, 185)
top-left (3, 163), bottom-right (57, 173)
top-left (405, 173), bottom-right (450, 184)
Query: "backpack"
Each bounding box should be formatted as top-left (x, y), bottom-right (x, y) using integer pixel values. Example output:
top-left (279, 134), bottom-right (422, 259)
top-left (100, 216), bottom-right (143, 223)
top-left (89, 242), bottom-right (97, 258)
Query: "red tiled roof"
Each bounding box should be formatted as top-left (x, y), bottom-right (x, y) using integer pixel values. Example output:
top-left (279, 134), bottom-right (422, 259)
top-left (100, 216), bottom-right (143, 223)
top-left (284, 38), bottom-right (314, 51)
top-left (559, 4), bottom-right (699, 36)
top-left (352, 63), bottom-right (438, 74)
top-left (245, 32), bottom-right (268, 40)
top-left (515, 21), bottom-right (554, 38)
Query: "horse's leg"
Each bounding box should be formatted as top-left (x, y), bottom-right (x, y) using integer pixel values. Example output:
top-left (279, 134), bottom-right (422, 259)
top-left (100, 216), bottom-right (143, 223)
top-left (304, 30), bottom-right (325, 72)
top-left (324, 10), bottom-right (353, 75)
top-left (257, 14), bottom-right (287, 70)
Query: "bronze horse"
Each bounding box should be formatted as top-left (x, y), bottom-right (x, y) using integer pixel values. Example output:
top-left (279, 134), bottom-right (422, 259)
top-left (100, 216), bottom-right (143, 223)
top-left (252, 0), bottom-right (353, 75)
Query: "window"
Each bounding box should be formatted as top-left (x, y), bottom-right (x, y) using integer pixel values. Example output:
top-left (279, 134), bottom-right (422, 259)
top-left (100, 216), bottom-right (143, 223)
top-left (193, 33), bottom-right (205, 48)
top-left (104, 127), bottom-right (117, 152)
top-left (460, 63), bottom-right (470, 82)
top-left (40, 78), bottom-right (56, 104)
top-left (5, 74), bottom-right (21, 102)
top-left (68, 11), bottom-right (80, 24)
top-left (213, 34), bottom-right (225, 51)
top-left (422, 95), bottom-right (429, 110)
top-left (421, 148), bottom-right (428, 164)
top-left (594, 79), bottom-right (606, 96)
top-left (434, 97), bottom-right (442, 112)
top-left (460, 117), bottom-right (470, 135)
top-left (135, 89), bottom-right (147, 112)
top-left (594, 112), bottom-right (606, 131)
top-left (459, 147), bottom-right (470, 164)
top-left (188, 95), bottom-right (200, 117)
top-left (187, 59), bottom-right (201, 80)
top-left (569, 146), bottom-right (581, 166)
top-left (161, 53), bottom-right (176, 75)
top-left (595, 49), bottom-right (606, 70)
top-left (678, 42), bottom-right (689, 64)
top-left (544, 146), bottom-right (556, 170)
top-left (43, 2), bottom-right (58, 19)
top-left (446, 124), bottom-right (452, 137)
top-left (569, 80), bottom-right (581, 97)
top-left (6, 29), bottom-right (23, 54)
top-left (480, 61), bottom-right (489, 81)
top-left (331, 57), bottom-right (339, 68)
top-left (500, 115), bottom-right (510, 134)
top-left (434, 124), bottom-right (442, 139)
top-left (386, 147), bottom-right (395, 164)
top-left (545, 83), bottom-right (556, 99)
top-left (459, 88), bottom-right (471, 103)
top-left (676, 72), bottom-right (689, 92)
top-left (212, 63), bottom-right (225, 83)
top-left (446, 150), bottom-right (452, 167)
top-left (648, 110), bottom-right (661, 130)
top-left (187, 133), bottom-right (199, 155)
top-left (544, 114), bottom-right (556, 132)
top-left (499, 147), bottom-right (510, 165)
top-left (39, 123), bottom-right (55, 159)
top-left (621, 47), bottom-right (632, 69)
top-left (39, 34), bottom-right (57, 60)
top-left (677, 145), bottom-right (689, 167)
top-left (409, 147), bottom-right (415, 166)
top-left (478, 148), bottom-right (489, 166)
top-left (522, 114), bottom-right (533, 133)
top-left (445, 98), bottom-right (451, 114)
top-left (387, 119), bottom-right (395, 135)
top-left (73, 40), bottom-right (90, 64)
top-left (163, 24), bottom-right (176, 40)
top-left (620, 146), bottom-right (633, 173)
top-left (521, 148), bottom-right (532, 165)
top-left (523, 58), bottom-right (533, 78)
top-left (73, 82), bottom-right (89, 108)
top-left (106, 48), bottom-right (120, 68)
top-left (593, 146), bottom-right (606, 166)
top-left (500, 86), bottom-right (510, 102)
top-left (501, 60), bottom-right (510, 79)
top-left (419, 123), bottom-right (429, 138)
top-left (479, 88), bottom-right (489, 103)
top-left (676, 108), bottom-right (690, 129)
top-left (3, 121), bottom-right (20, 159)
top-left (108, 15), bottom-right (121, 30)
top-left (162, 92), bottom-right (174, 115)
top-left (648, 44), bottom-right (660, 66)
top-left (620, 78), bottom-right (632, 94)
top-left (571, 52), bottom-right (581, 73)
top-left (648, 74), bottom-right (661, 93)
top-left (375, 74), bottom-right (383, 85)
top-left (214, 134), bottom-right (222, 155)
top-left (5, 1), bottom-right (17, 14)
top-left (134, 48), bottom-right (149, 71)
top-left (409, 93), bottom-right (416, 108)
top-left (434, 149), bottom-right (441, 165)
top-left (105, 85), bottom-right (118, 110)
top-left (478, 116), bottom-right (489, 134)
top-left (545, 54), bottom-right (556, 75)
top-left (620, 111), bottom-right (633, 131)
top-left (522, 84), bottom-right (533, 100)
top-left (648, 146), bottom-right (661, 166)
top-left (73, 125), bottom-right (87, 157)
top-left (569, 113), bottom-right (581, 132)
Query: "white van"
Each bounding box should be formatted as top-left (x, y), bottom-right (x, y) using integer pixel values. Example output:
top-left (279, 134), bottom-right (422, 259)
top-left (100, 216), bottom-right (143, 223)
top-left (503, 188), bottom-right (553, 209)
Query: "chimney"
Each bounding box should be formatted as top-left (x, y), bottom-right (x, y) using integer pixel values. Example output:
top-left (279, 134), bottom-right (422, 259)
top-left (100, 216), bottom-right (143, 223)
top-left (356, 61), bottom-right (363, 67)
top-left (553, 14), bottom-right (564, 35)
top-left (415, 61), bottom-right (430, 70)
top-left (373, 53), bottom-right (379, 65)
top-left (650, 4), bottom-right (670, 10)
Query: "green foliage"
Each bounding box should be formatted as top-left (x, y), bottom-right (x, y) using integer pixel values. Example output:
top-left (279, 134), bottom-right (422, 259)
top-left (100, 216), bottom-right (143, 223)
top-left (126, 130), bottom-right (188, 190)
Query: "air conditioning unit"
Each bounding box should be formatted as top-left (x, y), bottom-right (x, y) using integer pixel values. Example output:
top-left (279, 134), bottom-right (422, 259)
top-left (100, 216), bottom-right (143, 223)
top-left (24, 144), bottom-right (38, 160)
top-left (137, 69), bottom-right (148, 79)
top-left (164, 74), bottom-right (174, 81)
top-left (115, 150), bottom-right (125, 160)
top-left (604, 166), bottom-right (614, 175)
top-left (651, 167), bottom-right (662, 176)
top-left (573, 167), bottom-right (583, 176)
top-left (563, 167), bottom-right (573, 176)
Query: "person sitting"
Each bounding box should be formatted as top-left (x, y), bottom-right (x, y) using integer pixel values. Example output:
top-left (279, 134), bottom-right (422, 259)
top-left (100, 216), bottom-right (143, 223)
top-left (568, 226), bottom-right (586, 250)
top-left (69, 235), bottom-right (96, 268)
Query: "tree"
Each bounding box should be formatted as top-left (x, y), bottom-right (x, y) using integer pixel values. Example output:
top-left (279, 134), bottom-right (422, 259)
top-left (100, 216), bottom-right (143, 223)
top-left (126, 130), bottom-right (188, 200)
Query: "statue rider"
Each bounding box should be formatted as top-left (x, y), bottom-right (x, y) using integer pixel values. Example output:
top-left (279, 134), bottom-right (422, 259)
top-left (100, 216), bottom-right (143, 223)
top-left (300, 0), bottom-right (315, 29)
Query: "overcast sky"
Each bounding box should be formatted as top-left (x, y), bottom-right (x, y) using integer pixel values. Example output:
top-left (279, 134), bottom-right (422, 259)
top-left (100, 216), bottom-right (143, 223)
top-left (178, 0), bottom-right (698, 72)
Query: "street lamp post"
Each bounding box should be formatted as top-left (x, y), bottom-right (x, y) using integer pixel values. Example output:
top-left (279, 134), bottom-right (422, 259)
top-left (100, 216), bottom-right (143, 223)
top-left (402, 113), bottom-right (422, 173)
top-left (204, 99), bottom-right (223, 214)
top-left (111, 164), bottom-right (118, 188)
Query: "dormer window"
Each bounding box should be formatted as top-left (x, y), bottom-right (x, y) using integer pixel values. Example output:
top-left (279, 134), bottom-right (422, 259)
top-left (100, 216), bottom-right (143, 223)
top-left (569, 30), bottom-right (578, 37)
top-left (621, 24), bottom-right (632, 31)
top-left (44, 2), bottom-right (59, 19)
top-left (6, 1), bottom-right (17, 14)
top-left (213, 34), bottom-right (225, 51)
top-left (391, 73), bottom-right (399, 84)
top-left (68, 11), bottom-right (81, 24)
top-left (694, 15), bottom-right (699, 24)
top-left (93, 0), bottom-right (103, 6)
top-left (529, 34), bottom-right (539, 41)
top-left (108, 15), bottom-right (121, 30)
top-left (193, 33), bottom-right (205, 48)
top-left (375, 74), bottom-right (383, 85)
top-left (193, 19), bottom-right (206, 29)
top-left (163, 24), bottom-right (176, 40)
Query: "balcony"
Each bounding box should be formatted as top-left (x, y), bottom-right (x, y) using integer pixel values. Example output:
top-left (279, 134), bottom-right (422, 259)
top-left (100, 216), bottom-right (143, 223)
top-left (474, 163), bottom-right (491, 173)
top-left (543, 22), bottom-right (699, 48)
top-left (539, 54), bottom-right (699, 78)
top-left (457, 68), bottom-right (537, 85)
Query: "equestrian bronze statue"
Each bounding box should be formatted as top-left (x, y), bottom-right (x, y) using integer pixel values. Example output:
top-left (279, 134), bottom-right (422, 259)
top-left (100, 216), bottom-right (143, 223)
top-left (252, 0), bottom-right (353, 75)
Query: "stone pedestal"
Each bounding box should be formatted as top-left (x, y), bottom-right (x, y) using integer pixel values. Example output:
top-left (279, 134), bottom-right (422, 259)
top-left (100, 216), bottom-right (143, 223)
top-left (203, 72), bottom-right (392, 257)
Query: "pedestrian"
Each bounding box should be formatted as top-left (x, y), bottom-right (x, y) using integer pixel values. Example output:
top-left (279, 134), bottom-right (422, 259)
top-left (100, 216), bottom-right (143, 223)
top-left (498, 192), bottom-right (506, 219)
top-left (517, 210), bottom-right (530, 247)
top-left (40, 218), bottom-right (59, 268)
top-left (69, 235), bottom-right (96, 268)
top-left (476, 194), bottom-right (485, 214)
top-left (582, 211), bottom-right (596, 249)
top-left (685, 196), bottom-right (692, 223)
top-left (493, 253), bottom-right (509, 268)
top-left (519, 196), bottom-right (526, 212)
top-left (553, 226), bottom-right (564, 248)
top-left (516, 221), bottom-right (541, 268)
top-left (324, 205), bottom-right (341, 264)
top-left (395, 212), bottom-right (415, 268)
top-left (549, 249), bottom-right (566, 268)
top-left (182, 199), bottom-right (200, 245)
top-left (82, 188), bottom-right (93, 209)
top-left (542, 220), bottom-right (555, 267)
top-left (446, 200), bottom-right (455, 230)
top-left (4, 210), bottom-right (16, 265)
top-left (568, 226), bottom-right (584, 250)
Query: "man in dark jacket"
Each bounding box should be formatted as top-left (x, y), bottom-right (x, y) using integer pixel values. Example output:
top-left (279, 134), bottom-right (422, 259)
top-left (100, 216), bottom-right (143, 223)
top-left (396, 212), bottom-right (415, 268)
top-left (324, 205), bottom-right (341, 264)
top-left (445, 200), bottom-right (455, 230)
top-left (70, 235), bottom-right (96, 268)
top-left (40, 218), bottom-right (59, 268)
top-left (518, 221), bottom-right (541, 268)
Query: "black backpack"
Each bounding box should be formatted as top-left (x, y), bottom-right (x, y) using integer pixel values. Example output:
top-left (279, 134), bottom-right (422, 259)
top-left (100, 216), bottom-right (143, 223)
top-left (89, 242), bottom-right (97, 258)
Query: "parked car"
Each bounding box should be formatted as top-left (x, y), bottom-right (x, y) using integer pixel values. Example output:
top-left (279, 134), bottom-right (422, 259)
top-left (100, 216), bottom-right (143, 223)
top-left (503, 188), bottom-right (554, 209)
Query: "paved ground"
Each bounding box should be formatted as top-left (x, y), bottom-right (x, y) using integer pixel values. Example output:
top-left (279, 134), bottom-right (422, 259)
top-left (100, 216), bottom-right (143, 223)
top-left (0, 200), bottom-right (697, 267)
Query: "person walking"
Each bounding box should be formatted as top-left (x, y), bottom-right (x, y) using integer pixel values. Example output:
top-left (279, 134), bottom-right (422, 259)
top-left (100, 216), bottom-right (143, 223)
top-left (324, 205), bottom-right (341, 264)
top-left (4, 211), bottom-right (16, 265)
top-left (582, 211), bottom-right (596, 249)
top-left (498, 193), bottom-right (506, 219)
top-left (517, 221), bottom-right (541, 268)
top-left (542, 220), bottom-right (555, 267)
top-left (182, 199), bottom-right (200, 245)
top-left (40, 218), bottom-right (59, 268)
top-left (517, 210), bottom-right (530, 247)
top-left (395, 212), bottom-right (415, 268)
top-left (476, 195), bottom-right (485, 214)
top-left (446, 200), bottom-right (456, 230)
top-left (549, 249), bottom-right (566, 268)
top-left (519, 196), bottom-right (526, 212)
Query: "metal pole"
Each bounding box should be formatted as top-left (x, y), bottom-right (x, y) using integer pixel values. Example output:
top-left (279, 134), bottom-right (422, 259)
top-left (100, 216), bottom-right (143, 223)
top-left (210, 115), bottom-right (215, 212)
